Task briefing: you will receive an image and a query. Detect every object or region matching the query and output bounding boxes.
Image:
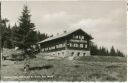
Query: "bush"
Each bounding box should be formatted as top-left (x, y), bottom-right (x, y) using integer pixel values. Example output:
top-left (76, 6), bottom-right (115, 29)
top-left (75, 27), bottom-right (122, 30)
top-left (9, 52), bottom-right (24, 61)
top-left (105, 76), bottom-right (118, 81)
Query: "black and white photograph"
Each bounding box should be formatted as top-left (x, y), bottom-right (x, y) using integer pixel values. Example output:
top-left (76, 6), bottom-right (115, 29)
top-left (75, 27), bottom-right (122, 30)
top-left (0, 0), bottom-right (127, 82)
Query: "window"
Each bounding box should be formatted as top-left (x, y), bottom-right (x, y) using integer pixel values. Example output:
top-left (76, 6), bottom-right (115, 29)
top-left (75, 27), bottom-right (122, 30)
top-left (49, 47), bottom-right (52, 50)
top-left (62, 44), bottom-right (66, 47)
top-left (59, 44), bottom-right (61, 48)
top-left (38, 44), bottom-right (41, 47)
top-left (77, 52), bottom-right (80, 56)
top-left (84, 40), bottom-right (87, 43)
top-left (59, 44), bottom-right (63, 48)
top-left (76, 44), bottom-right (78, 47)
top-left (80, 44), bottom-right (84, 48)
top-left (70, 43), bottom-right (72, 47)
top-left (48, 47), bottom-right (50, 50)
top-left (45, 48), bottom-right (48, 51)
top-left (62, 52), bottom-right (64, 55)
top-left (42, 49), bottom-right (44, 52)
top-left (48, 47), bottom-right (49, 50)
top-left (85, 45), bottom-right (87, 48)
top-left (75, 35), bottom-right (79, 39)
top-left (58, 53), bottom-right (60, 56)
top-left (53, 46), bottom-right (55, 49)
top-left (82, 36), bottom-right (84, 40)
top-left (56, 44), bottom-right (64, 48)
top-left (74, 43), bottom-right (78, 47)
top-left (74, 44), bottom-right (76, 47)
top-left (73, 35), bottom-right (75, 39)
top-left (78, 35), bottom-right (81, 39)
top-left (56, 45), bottom-right (59, 48)
top-left (49, 47), bottom-right (50, 50)
top-left (51, 46), bottom-right (55, 49)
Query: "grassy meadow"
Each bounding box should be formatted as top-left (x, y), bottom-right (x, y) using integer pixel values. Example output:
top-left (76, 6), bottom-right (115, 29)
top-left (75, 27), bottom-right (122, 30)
top-left (1, 49), bottom-right (127, 81)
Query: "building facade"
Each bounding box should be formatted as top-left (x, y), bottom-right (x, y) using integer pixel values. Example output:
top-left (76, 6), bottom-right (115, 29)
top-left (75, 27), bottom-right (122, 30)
top-left (38, 28), bottom-right (93, 57)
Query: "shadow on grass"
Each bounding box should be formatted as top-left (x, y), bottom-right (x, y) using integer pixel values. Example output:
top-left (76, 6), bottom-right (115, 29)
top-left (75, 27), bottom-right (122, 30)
top-left (2, 64), bottom-right (8, 67)
top-left (105, 76), bottom-right (118, 81)
top-left (29, 65), bottom-right (53, 71)
top-left (105, 65), bottom-right (120, 69)
top-left (88, 73), bottom-right (107, 79)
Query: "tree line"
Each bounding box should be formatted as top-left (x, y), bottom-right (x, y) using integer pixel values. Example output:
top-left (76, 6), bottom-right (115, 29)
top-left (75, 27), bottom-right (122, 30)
top-left (1, 6), bottom-right (49, 51)
top-left (90, 43), bottom-right (125, 57)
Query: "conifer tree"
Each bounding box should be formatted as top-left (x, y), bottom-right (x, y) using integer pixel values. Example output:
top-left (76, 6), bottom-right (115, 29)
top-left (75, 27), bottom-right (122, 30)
top-left (11, 23), bottom-right (19, 48)
top-left (1, 18), bottom-right (9, 49)
top-left (16, 5), bottom-right (35, 52)
top-left (116, 49), bottom-right (124, 57)
top-left (110, 46), bottom-right (116, 56)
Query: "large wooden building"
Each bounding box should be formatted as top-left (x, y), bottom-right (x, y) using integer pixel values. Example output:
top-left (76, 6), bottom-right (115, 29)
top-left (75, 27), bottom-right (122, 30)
top-left (38, 28), bottom-right (93, 57)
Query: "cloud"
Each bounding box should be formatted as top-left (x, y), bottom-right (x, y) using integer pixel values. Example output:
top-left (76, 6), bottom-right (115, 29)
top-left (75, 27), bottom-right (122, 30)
top-left (68, 9), bottom-right (126, 54)
top-left (37, 11), bottom-right (79, 35)
top-left (43, 11), bottom-right (67, 22)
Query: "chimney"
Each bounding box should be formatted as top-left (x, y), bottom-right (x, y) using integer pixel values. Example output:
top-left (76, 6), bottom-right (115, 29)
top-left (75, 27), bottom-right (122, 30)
top-left (64, 30), bottom-right (67, 33)
top-left (57, 33), bottom-right (59, 35)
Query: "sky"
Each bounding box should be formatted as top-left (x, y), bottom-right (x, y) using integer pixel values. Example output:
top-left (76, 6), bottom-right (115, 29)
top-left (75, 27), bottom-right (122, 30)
top-left (1, 0), bottom-right (127, 54)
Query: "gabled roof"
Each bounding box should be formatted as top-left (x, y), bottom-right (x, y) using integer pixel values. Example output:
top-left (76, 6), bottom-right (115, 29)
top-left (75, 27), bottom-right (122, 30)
top-left (38, 28), bottom-right (93, 44)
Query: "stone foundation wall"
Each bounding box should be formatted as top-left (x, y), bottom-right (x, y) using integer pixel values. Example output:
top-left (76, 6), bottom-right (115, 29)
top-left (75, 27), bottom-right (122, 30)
top-left (66, 50), bottom-right (90, 56)
top-left (42, 49), bottom-right (90, 57)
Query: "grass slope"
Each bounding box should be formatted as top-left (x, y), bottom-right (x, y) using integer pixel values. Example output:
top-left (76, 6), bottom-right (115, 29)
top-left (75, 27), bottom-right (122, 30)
top-left (1, 52), bottom-right (127, 81)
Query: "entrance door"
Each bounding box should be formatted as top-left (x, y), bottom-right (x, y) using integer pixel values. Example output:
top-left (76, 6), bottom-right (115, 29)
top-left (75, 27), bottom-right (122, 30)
top-left (83, 53), bottom-right (86, 56)
top-left (77, 52), bottom-right (80, 56)
top-left (71, 52), bottom-right (74, 56)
